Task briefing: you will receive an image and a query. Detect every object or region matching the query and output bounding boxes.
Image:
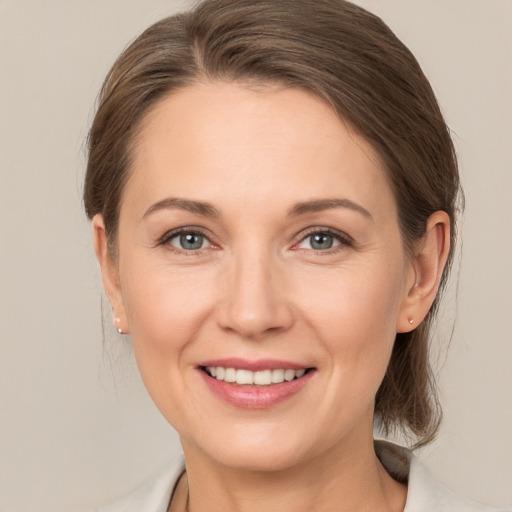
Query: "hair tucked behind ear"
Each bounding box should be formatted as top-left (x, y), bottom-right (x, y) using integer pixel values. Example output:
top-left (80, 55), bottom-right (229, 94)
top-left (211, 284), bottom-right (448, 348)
top-left (84, 0), bottom-right (462, 447)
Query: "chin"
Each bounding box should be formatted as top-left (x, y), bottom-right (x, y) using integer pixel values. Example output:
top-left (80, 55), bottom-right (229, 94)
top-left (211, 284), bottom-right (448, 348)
top-left (181, 423), bottom-right (315, 473)
top-left (207, 444), bottom-right (306, 473)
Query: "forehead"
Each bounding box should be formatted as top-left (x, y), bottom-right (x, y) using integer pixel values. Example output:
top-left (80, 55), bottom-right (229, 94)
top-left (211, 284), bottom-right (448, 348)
top-left (125, 81), bottom-right (396, 220)
top-left (137, 81), bottom-right (378, 161)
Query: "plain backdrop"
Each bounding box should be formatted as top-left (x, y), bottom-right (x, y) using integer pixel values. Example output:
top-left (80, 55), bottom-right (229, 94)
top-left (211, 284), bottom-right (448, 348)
top-left (0, 1), bottom-right (511, 511)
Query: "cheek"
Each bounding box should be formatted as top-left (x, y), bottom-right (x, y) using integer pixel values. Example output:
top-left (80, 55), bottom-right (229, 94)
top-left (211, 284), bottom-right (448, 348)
top-left (119, 261), bottom-right (216, 404)
top-left (295, 258), bottom-right (406, 376)
top-left (123, 262), bottom-right (214, 344)
top-left (294, 263), bottom-right (406, 428)
top-left (299, 260), bottom-right (404, 331)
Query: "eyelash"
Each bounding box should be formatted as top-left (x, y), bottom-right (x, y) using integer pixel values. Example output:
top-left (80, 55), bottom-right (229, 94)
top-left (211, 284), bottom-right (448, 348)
top-left (157, 226), bottom-right (354, 255)
top-left (158, 226), bottom-right (216, 255)
top-left (292, 227), bottom-right (354, 254)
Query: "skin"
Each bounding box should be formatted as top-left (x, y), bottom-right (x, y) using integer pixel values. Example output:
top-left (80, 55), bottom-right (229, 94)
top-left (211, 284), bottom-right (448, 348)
top-left (94, 82), bottom-right (450, 512)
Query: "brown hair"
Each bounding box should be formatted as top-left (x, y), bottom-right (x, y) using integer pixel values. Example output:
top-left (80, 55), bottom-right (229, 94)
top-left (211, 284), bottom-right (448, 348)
top-left (84, 0), bottom-right (461, 447)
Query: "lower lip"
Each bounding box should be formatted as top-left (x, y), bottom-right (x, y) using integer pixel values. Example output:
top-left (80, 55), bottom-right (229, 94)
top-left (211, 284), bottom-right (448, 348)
top-left (199, 370), bottom-right (315, 409)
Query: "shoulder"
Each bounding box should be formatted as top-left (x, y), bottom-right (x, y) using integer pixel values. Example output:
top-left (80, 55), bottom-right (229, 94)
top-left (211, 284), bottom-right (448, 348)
top-left (93, 456), bottom-right (185, 512)
top-left (91, 445), bottom-right (511, 512)
top-left (375, 440), bottom-right (511, 512)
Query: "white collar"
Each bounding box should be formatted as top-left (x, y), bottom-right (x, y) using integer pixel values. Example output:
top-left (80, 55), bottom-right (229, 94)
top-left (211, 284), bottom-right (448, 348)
top-left (375, 439), bottom-right (505, 511)
top-left (97, 441), bottom-right (507, 511)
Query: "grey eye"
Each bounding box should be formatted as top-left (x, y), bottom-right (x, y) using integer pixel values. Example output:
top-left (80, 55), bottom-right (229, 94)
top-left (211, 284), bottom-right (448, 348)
top-left (310, 233), bottom-right (334, 250)
top-left (169, 232), bottom-right (207, 250)
top-left (298, 233), bottom-right (341, 251)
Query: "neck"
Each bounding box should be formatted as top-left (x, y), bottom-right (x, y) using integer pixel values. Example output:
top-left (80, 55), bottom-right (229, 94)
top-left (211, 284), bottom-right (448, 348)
top-left (177, 430), bottom-right (406, 512)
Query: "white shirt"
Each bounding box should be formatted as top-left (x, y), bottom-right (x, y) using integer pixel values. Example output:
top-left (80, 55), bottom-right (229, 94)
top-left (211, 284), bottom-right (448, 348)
top-left (95, 441), bottom-right (510, 511)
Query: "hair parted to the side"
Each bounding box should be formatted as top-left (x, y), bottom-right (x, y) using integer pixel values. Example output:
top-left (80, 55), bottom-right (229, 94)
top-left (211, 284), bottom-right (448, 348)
top-left (84, 0), bottom-right (462, 447)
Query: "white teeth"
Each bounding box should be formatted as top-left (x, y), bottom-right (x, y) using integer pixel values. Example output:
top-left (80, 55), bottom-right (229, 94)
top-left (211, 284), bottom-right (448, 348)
top-left (254, 370), bottom-right (272, 385)
top-left (236, 369), bottom-right (254, 385)
top-left (224, 367), bottom-right (236, 383)
top-left (206, 366), bottom-right (308, 386)
top-left (271, 369), bottom-right (285, 383)
top-left (284, 369), bottom-right (296, 381)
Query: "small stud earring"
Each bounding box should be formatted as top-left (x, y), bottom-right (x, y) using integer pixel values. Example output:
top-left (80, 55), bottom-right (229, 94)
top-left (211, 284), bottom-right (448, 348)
top-left (408, 318), bottom-right (414, 325)
top-left (114, 317), bottom-right (124, 334)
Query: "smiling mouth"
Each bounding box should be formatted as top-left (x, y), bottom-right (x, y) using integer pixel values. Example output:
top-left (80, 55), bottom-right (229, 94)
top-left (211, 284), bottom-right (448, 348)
top-left (201, 366), bottom-right (315, 386)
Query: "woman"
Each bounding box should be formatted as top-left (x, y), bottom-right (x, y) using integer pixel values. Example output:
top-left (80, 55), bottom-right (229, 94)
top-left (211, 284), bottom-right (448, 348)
top-left (84, 0), bottom-right (508, 510)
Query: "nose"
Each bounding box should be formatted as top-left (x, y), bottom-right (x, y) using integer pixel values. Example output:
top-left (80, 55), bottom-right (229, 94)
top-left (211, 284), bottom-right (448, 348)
top-left (216, 249), bottom-right (294, 340)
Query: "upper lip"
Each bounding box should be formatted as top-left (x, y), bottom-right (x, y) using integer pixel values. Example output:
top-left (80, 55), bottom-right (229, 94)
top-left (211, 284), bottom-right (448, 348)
top-left (197, 358), bottom-right (313, 371)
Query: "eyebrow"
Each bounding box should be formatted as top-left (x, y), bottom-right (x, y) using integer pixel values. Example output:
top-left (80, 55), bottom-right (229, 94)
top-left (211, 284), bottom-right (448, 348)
top-left (288, 198), bottom-right (373, 219)
top-left (142, 197), bottom-right (372, 221)
top-left (142, 197), bottom-right (220, 219)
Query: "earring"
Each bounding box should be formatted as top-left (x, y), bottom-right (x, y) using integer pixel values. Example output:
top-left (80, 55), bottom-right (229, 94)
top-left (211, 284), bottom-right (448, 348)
top-left (114, 317), bottom-right (124, 335)
top-left (408, 318), bottom-right (414, 325)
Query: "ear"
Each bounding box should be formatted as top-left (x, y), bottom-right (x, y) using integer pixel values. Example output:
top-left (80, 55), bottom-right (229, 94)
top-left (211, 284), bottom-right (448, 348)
top-left (92, 214), bottom-right (129, 334)
top-left (397, 211), bottom-right (451, 333)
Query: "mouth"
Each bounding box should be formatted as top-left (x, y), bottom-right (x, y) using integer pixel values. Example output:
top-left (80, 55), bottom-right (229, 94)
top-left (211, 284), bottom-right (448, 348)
top-left (197, 360), bottom-right (316, 408)
top-left (200, 366), bottom-right (314, 386)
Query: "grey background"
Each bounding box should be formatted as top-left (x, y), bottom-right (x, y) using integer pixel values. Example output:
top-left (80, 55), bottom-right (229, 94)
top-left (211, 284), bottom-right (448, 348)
top-left (0, 1), bottom-right (511, 510)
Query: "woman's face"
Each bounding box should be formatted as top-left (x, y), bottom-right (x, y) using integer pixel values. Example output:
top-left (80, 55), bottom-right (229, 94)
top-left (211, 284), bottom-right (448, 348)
top-left (107, 83), bottom-right (417, 470)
